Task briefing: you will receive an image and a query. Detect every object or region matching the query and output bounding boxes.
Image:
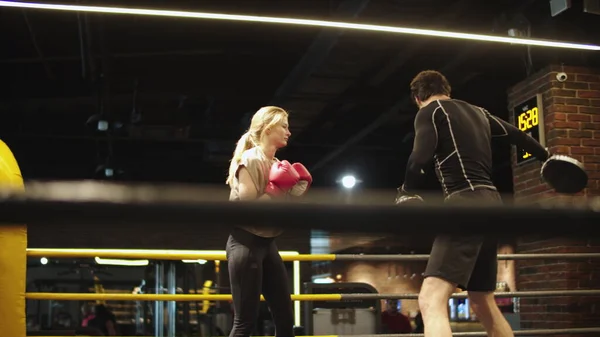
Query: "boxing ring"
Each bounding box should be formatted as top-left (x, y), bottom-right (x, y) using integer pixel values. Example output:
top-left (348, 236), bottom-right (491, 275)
top-left (1, 0), bottom-right (599, 335)
top-left (0, 181), bottom-right (598, 337)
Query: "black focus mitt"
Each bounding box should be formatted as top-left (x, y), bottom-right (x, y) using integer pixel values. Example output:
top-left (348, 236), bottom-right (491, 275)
top-left (541, 154), bottom-right (588, 194)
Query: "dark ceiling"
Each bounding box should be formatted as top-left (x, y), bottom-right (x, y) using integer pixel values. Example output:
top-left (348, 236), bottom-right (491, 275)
top-left (1, 0), bottom-right (599, 197)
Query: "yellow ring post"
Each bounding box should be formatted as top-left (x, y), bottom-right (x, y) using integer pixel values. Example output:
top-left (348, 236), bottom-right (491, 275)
top-left (0, 140), bottom-right (26, 337)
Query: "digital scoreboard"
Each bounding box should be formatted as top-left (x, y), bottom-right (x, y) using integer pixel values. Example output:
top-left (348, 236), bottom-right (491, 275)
top-left (513, 94), bottom-right (546, 165)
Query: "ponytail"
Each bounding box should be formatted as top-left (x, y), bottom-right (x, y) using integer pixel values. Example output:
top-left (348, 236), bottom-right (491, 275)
top-left (225, 105), bottom-right (289, 186)
top-left (226, 132), bottom-right (255, 186)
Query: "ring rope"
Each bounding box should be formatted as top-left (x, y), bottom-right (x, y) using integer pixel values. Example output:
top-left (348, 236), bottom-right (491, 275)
top-left (1, 181), bottom-right (599, 234)
top-left (24, 289), bottom-right (600, 301)
top-left (25, 327), bottom-right (600, 337)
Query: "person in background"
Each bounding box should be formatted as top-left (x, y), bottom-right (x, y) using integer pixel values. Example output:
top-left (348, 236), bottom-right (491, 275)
top-left (52, 311), bottom-right (73, 329)
top-left (381, 299), bottom-right (412, 333)
top-left (81, 303), bottom-right (95, 327)
top-left (87, 304), bottom-right (117, 336)
top-left (26, 314), bottom-right (40, 331)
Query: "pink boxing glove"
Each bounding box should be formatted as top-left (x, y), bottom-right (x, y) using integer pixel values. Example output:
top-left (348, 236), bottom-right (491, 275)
top-left (264, 160), bottom-right (300, 197)
top-left (289, 163), bottom-right (312, 197)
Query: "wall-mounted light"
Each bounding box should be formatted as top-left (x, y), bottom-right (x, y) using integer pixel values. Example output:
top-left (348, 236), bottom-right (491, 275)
top-left (85, 114), bottom-right (109, 132)
top-left (95, 164), bottom-right (117, 179)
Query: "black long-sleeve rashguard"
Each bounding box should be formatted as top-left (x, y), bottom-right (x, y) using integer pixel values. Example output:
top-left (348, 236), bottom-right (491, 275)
top-left (403, 99), bottom-right (549, 198)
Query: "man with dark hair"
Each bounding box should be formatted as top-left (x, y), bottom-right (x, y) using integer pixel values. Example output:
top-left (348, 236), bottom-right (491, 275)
top-left (395, 70), bottom-right (550, 337)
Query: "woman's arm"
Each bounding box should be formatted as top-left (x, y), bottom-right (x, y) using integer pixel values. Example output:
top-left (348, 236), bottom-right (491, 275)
top-left (238, 167), bottom-right (271, 201)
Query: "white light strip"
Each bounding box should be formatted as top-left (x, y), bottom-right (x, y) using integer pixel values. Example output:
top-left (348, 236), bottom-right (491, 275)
top-left (182, 259), bottom-right (208, 264)
top-left (1, 1), bottom-right (599, 51)
top-left (94, 257), bottom-right (149, 266)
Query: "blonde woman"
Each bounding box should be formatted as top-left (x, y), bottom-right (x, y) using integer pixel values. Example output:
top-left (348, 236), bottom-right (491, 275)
top-left (225, 106), bottom-right (312, 337)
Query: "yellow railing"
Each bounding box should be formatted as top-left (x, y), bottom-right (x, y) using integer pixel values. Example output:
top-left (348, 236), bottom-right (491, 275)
top-left (25, 289), bottom-right (600, 302)
top-left (26, 248), bottom-right (336, 261)
top-left (26, 248), bottom-right (600, 261)
top-left (25, 293), bottom-right (343, 301)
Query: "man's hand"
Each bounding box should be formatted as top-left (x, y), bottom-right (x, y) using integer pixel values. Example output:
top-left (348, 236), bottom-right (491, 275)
top-left (394, 185), bottom-right (424, 205)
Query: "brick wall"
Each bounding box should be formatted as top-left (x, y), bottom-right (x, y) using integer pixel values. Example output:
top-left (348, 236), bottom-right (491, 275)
top-left (508, 65), bottom-right (600, 204)
top-left (507, 65), bottom-right (600, 334)
top-left (514, 238), bottom-right (600, 330)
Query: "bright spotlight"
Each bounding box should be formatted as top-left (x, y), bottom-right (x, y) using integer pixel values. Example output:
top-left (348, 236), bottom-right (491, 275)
top-left (40, 257), bottom-right (48, 265)
top-left (341, 175), bottom-right (356, 189)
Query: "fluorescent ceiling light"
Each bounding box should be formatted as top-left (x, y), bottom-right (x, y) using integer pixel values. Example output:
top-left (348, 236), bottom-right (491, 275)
top-left (1, 1), bottom-right (598, 51)
top-left (182, 259), bottom-right (208, 264)
top-left (94, 257), bottom-right (149, 266)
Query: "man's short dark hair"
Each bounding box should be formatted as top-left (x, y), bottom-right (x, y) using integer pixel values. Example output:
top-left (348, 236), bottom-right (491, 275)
top-left (410, 70), bottom-right (452, 105)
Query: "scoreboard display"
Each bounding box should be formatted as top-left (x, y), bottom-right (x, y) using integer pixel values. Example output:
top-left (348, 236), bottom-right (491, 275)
top-left (512, 94), bottom-right (546, 165)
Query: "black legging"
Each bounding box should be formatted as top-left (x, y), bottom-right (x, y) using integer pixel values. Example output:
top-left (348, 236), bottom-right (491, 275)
top-left (226, 228), bottom-right (294, 337)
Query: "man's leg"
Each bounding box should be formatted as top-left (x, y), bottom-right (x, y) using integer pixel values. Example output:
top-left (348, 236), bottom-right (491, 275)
top-left (468, 292), bottom-right (514, 337)
top-left (418, 276), bottom-right (455, 337)
top-left (420, 234), bottom-right (485, 337)
top-left (466, 237), bottom-right (514, 337)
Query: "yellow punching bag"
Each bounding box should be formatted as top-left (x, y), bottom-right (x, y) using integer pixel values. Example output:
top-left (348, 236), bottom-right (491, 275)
top-left (0, 139), bottom-right (26, 337)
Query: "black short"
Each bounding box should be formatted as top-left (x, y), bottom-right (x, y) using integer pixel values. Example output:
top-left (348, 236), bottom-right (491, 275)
top-left (423, 187), bottom-right (502, 292)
